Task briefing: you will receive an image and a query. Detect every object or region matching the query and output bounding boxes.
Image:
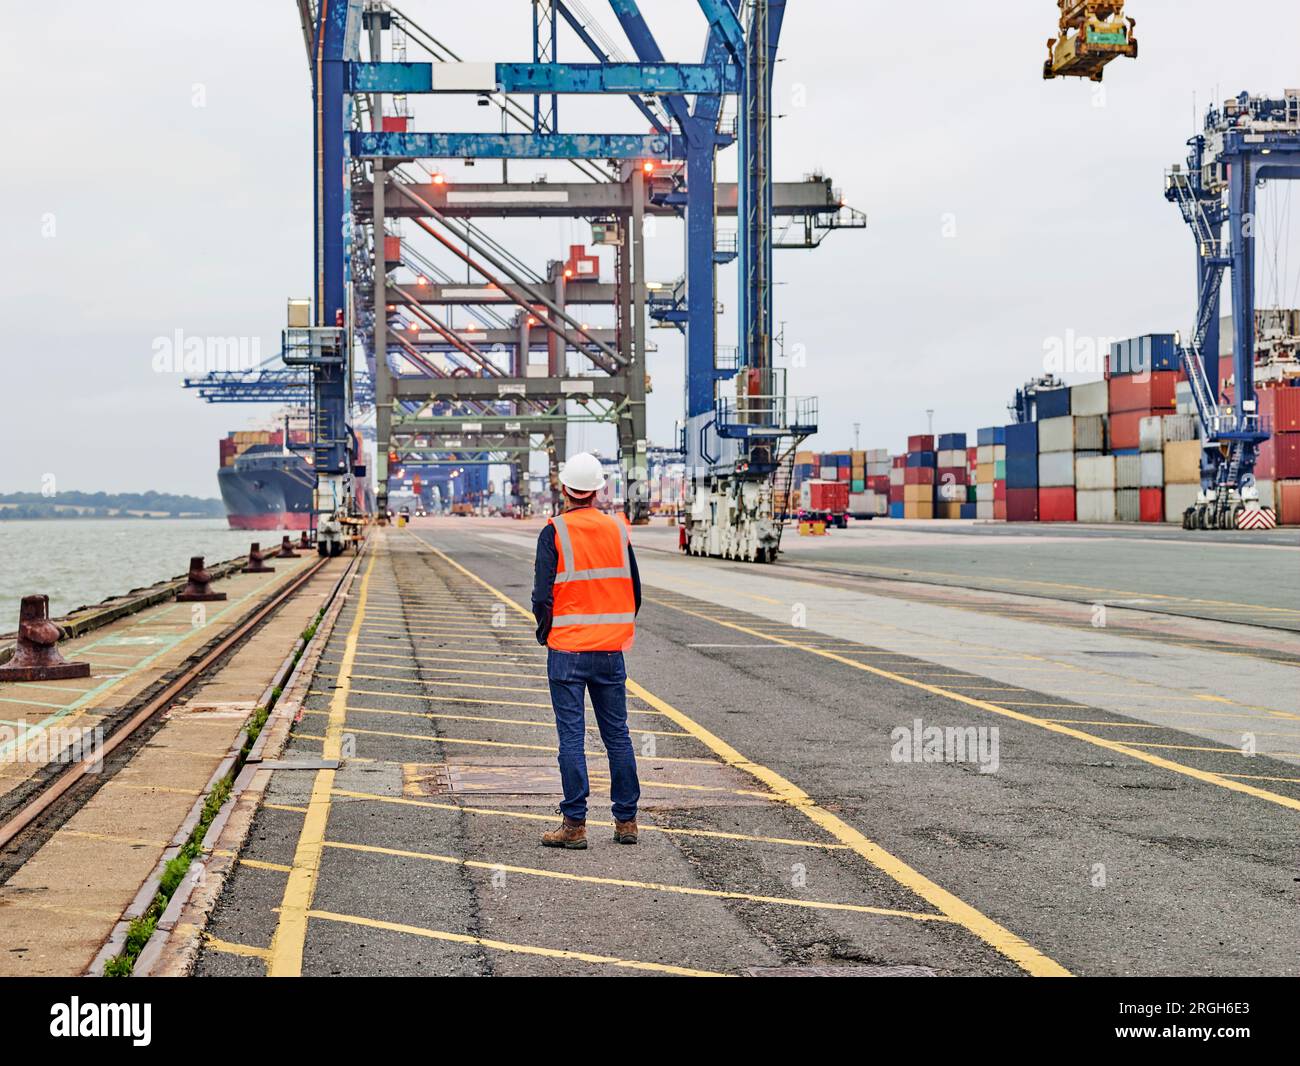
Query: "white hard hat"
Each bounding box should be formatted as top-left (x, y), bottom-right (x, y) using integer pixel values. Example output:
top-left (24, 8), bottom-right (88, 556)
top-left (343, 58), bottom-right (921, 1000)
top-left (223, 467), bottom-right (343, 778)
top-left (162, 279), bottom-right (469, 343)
top-left (559, 452), bottom-right (606, 493)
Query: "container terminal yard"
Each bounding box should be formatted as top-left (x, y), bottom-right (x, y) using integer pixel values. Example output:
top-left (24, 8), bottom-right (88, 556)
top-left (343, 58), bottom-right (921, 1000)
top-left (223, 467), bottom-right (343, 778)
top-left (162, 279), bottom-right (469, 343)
top-left (2, 0), bottom-right (1299, 1042)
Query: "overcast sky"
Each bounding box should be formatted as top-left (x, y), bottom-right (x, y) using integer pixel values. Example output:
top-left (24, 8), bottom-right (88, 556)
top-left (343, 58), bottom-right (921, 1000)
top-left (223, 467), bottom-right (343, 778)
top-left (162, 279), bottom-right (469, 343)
top-left (2, 1), bottom-right (1298, 497)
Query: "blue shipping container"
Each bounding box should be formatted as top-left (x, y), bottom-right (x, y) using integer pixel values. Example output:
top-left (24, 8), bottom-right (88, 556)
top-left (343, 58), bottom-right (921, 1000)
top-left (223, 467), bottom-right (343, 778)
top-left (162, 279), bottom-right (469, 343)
top-left (906, 451), bottom-right (937, 468)
top-left (959, 503), bottom-right (977, 519)
top-left (1036, 388), bottom-right (1071, 419)
top-left (1109, 334), bottom-right (1179, 376)
top-left (976, 426), bottom-right (1006, 447)
top-left (1005, 451), bottom-right (1038, 489)
top-left (889, 502), bottom-right (905, 518)
top-left (937, 432), bottom-right (967, 451)
top-left (1004, 421), bottom-right (1038, 455)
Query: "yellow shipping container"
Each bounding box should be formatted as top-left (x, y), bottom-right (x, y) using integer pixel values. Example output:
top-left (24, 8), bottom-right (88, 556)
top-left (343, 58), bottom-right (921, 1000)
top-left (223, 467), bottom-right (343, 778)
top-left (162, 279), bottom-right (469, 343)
top-left (977, 462), bottom-right (995, 484)
top-left (1163, 439), bottom-right (1201, 484)
top-left (903, 483), bottom-right (932, 503)
top-left (904, 500), bottom-right (934, 519)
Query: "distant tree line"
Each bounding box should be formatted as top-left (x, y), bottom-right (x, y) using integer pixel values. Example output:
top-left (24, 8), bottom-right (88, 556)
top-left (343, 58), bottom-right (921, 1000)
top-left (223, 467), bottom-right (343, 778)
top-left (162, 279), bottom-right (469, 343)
top-left (0, 491), bottom-right (224, 520)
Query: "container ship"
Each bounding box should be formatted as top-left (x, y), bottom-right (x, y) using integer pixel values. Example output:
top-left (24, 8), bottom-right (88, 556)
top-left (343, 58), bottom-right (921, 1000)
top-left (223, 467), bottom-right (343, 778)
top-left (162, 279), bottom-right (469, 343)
top-left (217, 427), bottom-right (314, 531)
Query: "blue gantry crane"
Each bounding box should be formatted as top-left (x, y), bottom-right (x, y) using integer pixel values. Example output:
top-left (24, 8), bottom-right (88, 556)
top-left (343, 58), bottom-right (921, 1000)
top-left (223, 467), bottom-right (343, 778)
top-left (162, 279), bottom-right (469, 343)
top-left (1164, 90), bottom-right (1300, 530)
top-left (298, 0), bottom-right (860, 557)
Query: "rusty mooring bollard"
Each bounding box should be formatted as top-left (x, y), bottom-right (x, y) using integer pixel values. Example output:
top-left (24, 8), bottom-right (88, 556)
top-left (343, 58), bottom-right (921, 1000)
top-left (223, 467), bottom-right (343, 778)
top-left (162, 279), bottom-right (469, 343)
top-left (176, 556), bottom-right (227, 602)
top-left (241, 542), bottom-right (275, 574)
top-left (276, 535), bottom-right (299, 559)
top-left (0, 595), bottom-right (91, 682)
top-left (298, 531), bottom-right (311, 549)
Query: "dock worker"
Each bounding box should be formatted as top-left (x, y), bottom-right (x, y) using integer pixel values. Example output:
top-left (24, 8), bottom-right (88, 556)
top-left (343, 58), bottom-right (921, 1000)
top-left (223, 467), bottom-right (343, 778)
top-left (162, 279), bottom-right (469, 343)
top-left (532, 451), bottom-right (641, 850)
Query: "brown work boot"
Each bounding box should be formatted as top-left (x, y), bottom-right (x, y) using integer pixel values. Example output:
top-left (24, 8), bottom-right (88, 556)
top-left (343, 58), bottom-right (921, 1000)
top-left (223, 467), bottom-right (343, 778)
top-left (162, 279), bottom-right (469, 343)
top-left (541, 815), bottom-right (587, 849)
top-left (613, 818), bottom-right (638, 845)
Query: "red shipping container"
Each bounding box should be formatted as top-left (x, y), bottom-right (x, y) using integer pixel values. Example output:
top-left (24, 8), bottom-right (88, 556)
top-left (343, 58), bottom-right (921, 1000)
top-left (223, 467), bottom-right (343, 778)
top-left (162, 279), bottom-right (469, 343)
top-left (907, 434), bottom-right (935, 453)
top-left (1256, 432), bottom-right (1300, 479)
top-left (1277, 480), bottom-right (1300, 526)
top-left (892, 454), bottom-right (907, 469)
top-left (1139, 487), bottom-right (1163, 523)
top-left (904, 466), bottom-right (936, 486)
top-left (993, 480), bottom-right (1007, 502)
top-left (889, 486), bottom-right (904, 503)
top-left (381, 115), bottom-right (409, 132)
top-left (1260, 387), bottom-right (1300, 433)
top-left (1039, 487), bottom-right (1076, 522)
top-left (1108, 409), bottom-right (1145, 451)
top-left (1006, 487), bottom-right (1038, 522)
top-left (966, 447), bottom-right (978, 464)
top-left (1108, 371), bottom-right (1179, 414)
top-left (870, 475), bottom-right (890, 492)
top-left (937, 466), bottom-right (968, 485)
top-left (993, 500), bottom-right (1007, 520)
top-left (805, 481), bottom-right (849, 512)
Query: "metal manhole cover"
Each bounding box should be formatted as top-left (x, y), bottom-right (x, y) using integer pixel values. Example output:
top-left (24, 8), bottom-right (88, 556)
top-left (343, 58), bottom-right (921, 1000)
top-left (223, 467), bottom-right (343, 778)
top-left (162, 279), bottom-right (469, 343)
top-left (744, 964), bottom-right (936, 977)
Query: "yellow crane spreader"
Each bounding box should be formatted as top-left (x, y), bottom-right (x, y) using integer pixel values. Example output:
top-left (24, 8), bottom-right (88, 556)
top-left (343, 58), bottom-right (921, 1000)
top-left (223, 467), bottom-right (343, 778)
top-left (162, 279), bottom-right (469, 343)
top-left (1043, 1), bottom-right (1138, 81)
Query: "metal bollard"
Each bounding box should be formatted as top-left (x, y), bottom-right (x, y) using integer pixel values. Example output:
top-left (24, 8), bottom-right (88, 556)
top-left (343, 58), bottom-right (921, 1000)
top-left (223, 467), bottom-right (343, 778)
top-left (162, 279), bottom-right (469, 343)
top-left (298, 531), bottom-right (311, 549)
top-left (241, 542), bottom-right (276, 574)
top-left (0, 595), bottom-right (91, 682)
top-left (276, 535), bottom-right (299, 559)
top-left (176, 556), bottom-right (227, 602)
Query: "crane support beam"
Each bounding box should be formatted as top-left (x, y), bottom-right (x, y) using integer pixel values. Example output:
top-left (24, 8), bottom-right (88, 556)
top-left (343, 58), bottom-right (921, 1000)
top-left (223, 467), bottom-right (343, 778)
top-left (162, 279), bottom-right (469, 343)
top-left (352, 131), bottom-right (682, 160)
top-left (345, 61), bottom-right (739, 95)
top-left (354, 179), bottom-right (843, 218)
top-left (391, 375), bottom-right (633, 400)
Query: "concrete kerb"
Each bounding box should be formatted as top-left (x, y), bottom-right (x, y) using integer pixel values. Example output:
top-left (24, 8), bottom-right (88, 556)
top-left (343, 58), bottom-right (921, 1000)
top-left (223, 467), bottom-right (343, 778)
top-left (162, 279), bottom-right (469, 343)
top-left (136, 541), bottom-right (369, 976)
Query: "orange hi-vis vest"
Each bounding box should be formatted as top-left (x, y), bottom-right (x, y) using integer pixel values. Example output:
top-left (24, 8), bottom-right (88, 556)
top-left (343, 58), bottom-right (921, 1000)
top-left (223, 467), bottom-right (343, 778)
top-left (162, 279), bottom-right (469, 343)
top-left (547, 507), bottom-right (636, 652)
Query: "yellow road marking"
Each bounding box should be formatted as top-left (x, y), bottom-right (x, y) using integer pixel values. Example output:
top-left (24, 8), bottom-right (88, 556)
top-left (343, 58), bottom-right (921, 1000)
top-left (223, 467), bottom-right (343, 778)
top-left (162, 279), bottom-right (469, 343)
top-left (650, 597), bottom-right (1300, 815)
top-left (264, 802), bottom-right (308, 814)
top-left (267, 549), bottom-right (376, 977)
top-left (201, 933), bottom-right (271, 960)
top-left (296, 725), bottom-right (712, 762)
top-left (304, 909), bottom-right (728, 976)
top-left (342, 673), bottom-right (547, 693)
top-left (323, 839), bottom-right (950, 922)
top-left (240, 858), bottom-right (293, 873)
top-left (424, 540), bottom-right (1071, 977)
top-left (332, 788), bottom-right (848, 849)
top-left (302, 703), bottom-right (688, 736)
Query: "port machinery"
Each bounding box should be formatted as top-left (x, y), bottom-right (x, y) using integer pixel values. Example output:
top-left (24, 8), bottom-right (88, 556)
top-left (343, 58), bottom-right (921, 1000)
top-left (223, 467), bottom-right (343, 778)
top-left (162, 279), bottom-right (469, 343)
top-left (1042, 2), bottom-right (1137, 82)
top-left (1165, 90), bottom-right (1300, 531)
top-left (293, 0), bottom-right (862, 562)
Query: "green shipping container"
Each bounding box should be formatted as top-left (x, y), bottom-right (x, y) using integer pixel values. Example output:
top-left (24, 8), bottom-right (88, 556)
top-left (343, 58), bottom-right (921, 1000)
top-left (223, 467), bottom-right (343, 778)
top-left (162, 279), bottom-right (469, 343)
top-left (967, 486), bottom-right (977, 503)
top-left (994, 460), bottom-right (1006, 480)
top-left (851, 479), bottom-right (865, 492)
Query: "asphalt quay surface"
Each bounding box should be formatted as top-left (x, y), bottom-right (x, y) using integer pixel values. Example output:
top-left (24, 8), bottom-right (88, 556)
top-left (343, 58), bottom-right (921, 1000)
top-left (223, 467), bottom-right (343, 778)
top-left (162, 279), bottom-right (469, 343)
top-left (192, 523), bottom-right (1298, 976)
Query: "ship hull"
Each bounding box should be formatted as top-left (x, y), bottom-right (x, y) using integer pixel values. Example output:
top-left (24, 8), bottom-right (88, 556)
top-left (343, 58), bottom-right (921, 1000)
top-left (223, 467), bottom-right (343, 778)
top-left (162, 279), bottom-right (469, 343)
top-left (218, 457), bottom-right (314, 531)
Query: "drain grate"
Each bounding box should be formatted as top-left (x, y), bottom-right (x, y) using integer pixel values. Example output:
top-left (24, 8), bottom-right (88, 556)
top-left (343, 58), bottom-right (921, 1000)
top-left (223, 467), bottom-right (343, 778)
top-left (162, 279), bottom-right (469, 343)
top-left (744, 964), bottom-right (936, 977)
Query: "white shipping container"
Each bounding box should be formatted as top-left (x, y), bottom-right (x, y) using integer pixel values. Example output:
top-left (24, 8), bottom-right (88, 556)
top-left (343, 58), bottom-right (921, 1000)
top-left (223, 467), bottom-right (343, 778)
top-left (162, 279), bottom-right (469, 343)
top-left (1070, 380), bottom-right (1109, 417)
top-left (1038, 451), bottom-right (1075, 487)
top-left (1164, 482), bottom-right (1199, 522)
top-left (937, 448), bottom-right (963, 468)
top-left (819, 466), bottom-right (837, 480)
top-left (1076, 455), bottom-right (1117, 490)
top-left (1115, 454), bottom-right (1142, 489)
top-left (1139, 452), bottom-right (1164, 488)
top-left (975, 482), bottom-right (994, 502)
top-left (889, 468), bottom-right (905, 486)
top-left (976, 444), bottom-right (994, 464)
top-left (849, 492), bottom-right (872, 516)
top-left (1038, 415), bottom-right (1104, 452)
top-left (1139, 415), bottom-right (1164, 452)
top-left (1256, 479), bottom-right (1275, 510)
top-left (993, 444), bottom-right (1007, 461)
top-left (1116, 489), bottom-right (1141, 523)
top-left (1175, 381), bottom-right (1196, 415)
top-left (976, 501), bottom-right (994, 520)
top-left (1163, 413), bottom-right (1198, 442)
top-left (1077, 489), bottom-right (1118, 523)
top-left (867, 461), bottom-right (891, 476)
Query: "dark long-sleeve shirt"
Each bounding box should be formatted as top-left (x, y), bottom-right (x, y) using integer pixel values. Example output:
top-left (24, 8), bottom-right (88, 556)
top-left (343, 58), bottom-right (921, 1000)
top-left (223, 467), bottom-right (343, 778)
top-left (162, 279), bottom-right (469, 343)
top-left (532, 517), bottom-right (641, 645)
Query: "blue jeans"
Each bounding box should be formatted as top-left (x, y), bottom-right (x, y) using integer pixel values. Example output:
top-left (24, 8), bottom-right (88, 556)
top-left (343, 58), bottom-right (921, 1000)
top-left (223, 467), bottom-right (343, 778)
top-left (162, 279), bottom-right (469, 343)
top-left (547, 648), bottom-right (640, 822)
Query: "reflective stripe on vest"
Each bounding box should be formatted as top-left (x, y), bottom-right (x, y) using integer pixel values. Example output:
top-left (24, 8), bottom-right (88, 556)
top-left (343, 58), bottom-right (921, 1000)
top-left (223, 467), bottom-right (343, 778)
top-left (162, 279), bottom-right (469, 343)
top-left (548, 509), bottom-right (635, 652)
